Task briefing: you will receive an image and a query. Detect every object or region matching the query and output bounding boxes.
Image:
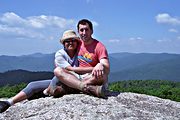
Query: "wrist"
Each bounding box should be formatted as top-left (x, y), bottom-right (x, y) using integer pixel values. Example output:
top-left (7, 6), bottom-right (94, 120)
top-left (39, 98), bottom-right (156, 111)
top-left (98, 62), bottom-right (104, 66)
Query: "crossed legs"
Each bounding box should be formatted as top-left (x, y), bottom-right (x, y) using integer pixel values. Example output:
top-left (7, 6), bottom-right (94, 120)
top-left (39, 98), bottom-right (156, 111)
top-left (54, 68), bottom-right (83, 90)
top-left (54, 67), bottom-right (108, 97)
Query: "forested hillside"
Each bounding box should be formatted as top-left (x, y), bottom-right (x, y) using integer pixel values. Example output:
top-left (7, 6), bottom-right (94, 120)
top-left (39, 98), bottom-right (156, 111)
top-left (109, 80), bottom-right (180, 102)
top-left (0, 80), bottom-right (179, 102)
top-left (0, 69), bottom-right (54, 87)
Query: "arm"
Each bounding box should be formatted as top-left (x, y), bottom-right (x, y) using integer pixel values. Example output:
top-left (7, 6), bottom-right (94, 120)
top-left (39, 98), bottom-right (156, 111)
top-left (100, 58), bottom-right (110, 74)
top-left (66, 58), bottom-right (110, 75)
top-left (55, 50), bottom-right (93, 74)
top-left (92, 58), bottom-right (110, 78)
top-left (65, 66), bottom-right (93, 74)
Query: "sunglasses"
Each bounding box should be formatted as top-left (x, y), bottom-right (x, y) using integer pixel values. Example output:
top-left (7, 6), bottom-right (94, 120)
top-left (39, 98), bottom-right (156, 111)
top-left (64, 38), bottom-right (78, 44)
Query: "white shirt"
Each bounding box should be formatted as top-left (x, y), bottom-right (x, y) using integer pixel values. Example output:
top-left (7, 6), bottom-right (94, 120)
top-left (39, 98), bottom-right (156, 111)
top-left (54, 49), bottom-right (78, 68)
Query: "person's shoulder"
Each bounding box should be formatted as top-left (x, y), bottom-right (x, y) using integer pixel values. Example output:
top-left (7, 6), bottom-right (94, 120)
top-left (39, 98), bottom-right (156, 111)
top-left (55, 49), bottom-right (65, 56)
top-left (55, 49), bottom-right (64, 53)
top-left (93, 39), bottom-right (106, 47)
top-left (93, 39), bottom-right (99, 43)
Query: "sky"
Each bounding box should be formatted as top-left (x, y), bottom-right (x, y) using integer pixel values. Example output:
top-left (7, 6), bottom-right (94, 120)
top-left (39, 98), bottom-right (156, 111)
top-left (0, 0), bottom-right (180, 56)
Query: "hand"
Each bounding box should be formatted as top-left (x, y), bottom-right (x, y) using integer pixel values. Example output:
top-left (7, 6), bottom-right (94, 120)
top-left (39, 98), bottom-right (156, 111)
top-left (92, 63), bottom-right (104, 79)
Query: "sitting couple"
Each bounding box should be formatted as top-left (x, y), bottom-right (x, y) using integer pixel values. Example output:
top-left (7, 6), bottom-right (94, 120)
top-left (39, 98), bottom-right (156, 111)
top-left (0, 19), bottom-right (110, 113)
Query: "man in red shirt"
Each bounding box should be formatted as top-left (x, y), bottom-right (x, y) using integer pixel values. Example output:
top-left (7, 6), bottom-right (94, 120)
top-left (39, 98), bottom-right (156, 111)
top-left (54, 19), bottom-right (110, 98)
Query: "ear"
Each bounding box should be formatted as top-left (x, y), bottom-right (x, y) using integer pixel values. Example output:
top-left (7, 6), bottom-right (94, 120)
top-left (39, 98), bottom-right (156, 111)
top-left (91, 29), bottom-right (93, 35)
top-left (77, 29), bottom-right (79, 34)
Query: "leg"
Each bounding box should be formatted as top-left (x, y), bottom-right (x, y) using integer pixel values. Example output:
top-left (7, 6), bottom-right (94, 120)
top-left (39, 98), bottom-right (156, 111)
top-left (46, 76), bottom-right (68, 97)
top-left (46, 76), bottom-right (61, 95)
top-left (54, 67), bottom-right (83, 90)
top-left (54, 67), bottom-right (108, 98)
top-left (81, 73), bottom-right (109, 98)
top-left (82, 73), bottom-right (108, 86)
top-left (19, 80), bottom-right (51, 101)
top-left (47, 76), bottom-right (80, 97)
top-left (11, 80), bottom-right (50, 104)
top-left (11, 91), bottom-right (27, 104)
top-left (0, 79), bottom-right (51, 113)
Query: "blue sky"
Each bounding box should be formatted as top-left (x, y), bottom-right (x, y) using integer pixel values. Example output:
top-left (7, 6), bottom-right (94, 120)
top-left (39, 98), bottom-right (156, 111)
top-left (0, 0), bottom-right (180, 56)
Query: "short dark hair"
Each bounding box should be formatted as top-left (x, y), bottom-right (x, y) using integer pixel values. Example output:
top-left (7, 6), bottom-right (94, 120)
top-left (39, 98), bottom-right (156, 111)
top-left (77, 19), bottom-right (93, 32)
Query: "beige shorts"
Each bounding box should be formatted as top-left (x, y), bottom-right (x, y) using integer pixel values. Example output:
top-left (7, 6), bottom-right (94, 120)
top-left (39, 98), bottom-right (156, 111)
top-left (69, 71), bottom-right (92, 80)
top-left (69, 71), bottom-right (108, 89)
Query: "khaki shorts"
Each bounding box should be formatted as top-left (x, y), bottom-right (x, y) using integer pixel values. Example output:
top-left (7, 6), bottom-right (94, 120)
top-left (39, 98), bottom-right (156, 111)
top-left (69, 71), bottom-right (108, 89)
top-left (69, 71), bottom-right (92, 80)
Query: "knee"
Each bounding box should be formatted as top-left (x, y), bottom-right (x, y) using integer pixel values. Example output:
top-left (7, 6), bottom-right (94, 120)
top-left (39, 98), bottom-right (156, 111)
top-left (102, 74), bottom-right (108, 84)
top-left (83, 75), bottom-right (102, 85)
top-left (27, 81), bottom-right (36, 88)
top-left (23, 81), bottom-right (37, 95)
top-left (54, 67), bottom-right (65, 77)
top-left (54, 67), bottom-right (61, 77)
top-left (93, 74), bottom-right (108, 85)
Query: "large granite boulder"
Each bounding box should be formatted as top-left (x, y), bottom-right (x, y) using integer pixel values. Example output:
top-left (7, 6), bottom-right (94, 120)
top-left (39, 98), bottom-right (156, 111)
top-left (0, 92), bottom-right (179, 120)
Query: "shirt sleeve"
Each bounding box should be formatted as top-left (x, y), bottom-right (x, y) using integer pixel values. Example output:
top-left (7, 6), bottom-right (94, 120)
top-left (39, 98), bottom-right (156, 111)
top-left (54, 50), bottom-right (71, 68)
top-left (97, 42), bottom-right (109, 61)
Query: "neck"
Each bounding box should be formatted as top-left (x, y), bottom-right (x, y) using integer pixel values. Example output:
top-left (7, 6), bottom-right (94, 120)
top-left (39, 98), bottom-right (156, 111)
top-left (67, 50), bottom-right (76, 58)
top-left (83, 38), bottom-right (93, 45)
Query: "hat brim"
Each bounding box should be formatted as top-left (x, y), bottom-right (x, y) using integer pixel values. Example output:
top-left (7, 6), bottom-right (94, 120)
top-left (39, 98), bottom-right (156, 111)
top-left (60, 36), bottom-right (80, 44)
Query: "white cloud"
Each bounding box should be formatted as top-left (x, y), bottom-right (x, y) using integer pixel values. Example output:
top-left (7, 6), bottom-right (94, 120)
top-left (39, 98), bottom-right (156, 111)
top-left (0, 12), bottom-right (102, 55)
top-left (129, 37), bottom-right (143, 41)
top-left (27, 15), bottom-right (75, 29)
top-left (108, 37), bottom-right (143, 44)
top-left (106, 36), bottom-right (180, 54)
top-left (155, 13), bottom-right (180, 25)
top-left (0, 12), bottom-right (77, 40)
top-left (108, 39), bottom-right (120, 43)
top-left (168, 28), bottom-right (178, 33)
top-left (0, 12), bottom-right (100, 41)
top-left (137, 37), bottom-right (142, 40)
top-left (0, 25), bottom-right (43, 39)
top-left (157, 39), bottom-right (170, 43)
top-left (0, 12), bottom-right (26, 26)
top-left (129, 37), bottom-right (135, 41)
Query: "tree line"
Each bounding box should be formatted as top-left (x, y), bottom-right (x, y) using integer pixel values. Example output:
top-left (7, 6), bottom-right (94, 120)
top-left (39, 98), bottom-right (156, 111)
top-left (109, 80), bottom-right (180, 102)
top-left (0, 79), bottom-right (179, 102)
top-left (0, 69), bottom-right (54, 87)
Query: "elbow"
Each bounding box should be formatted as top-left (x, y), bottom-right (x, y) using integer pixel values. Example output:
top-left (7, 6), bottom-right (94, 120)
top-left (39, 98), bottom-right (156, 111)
top-left (106, 67), bottom-right (110, 75)
top-left (102, 64), bottom-right (110, 75)
top-left (105, 63), bottom-right (110, 75)
top-left (54, 67), bottom-right (59, 77)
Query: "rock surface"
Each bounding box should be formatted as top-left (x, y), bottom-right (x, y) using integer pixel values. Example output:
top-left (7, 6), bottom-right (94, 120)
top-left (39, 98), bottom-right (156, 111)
top-left (0, 92), bottom-right (180, 120)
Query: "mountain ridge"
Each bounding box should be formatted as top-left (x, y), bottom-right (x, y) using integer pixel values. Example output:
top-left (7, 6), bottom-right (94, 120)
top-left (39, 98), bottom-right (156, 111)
top-left (0, 52), bottom-right (180, 82)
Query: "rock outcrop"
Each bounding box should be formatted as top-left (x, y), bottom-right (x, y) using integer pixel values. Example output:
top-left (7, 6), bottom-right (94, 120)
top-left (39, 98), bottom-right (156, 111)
top-left (0, 92), bottom-right (180, 120)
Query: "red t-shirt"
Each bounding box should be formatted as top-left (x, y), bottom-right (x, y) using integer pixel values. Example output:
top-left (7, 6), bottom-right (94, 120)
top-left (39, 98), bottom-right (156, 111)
top-left (78, 39), bottom-right (108, 67)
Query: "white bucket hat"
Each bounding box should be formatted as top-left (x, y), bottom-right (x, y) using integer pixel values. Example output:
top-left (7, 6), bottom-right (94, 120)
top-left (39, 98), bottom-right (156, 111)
top-left (60, 30), bottom-right (80, 44)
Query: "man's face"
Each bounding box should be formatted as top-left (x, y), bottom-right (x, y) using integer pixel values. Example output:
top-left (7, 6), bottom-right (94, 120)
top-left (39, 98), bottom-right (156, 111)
top-left (78, 23), bottom-right (92, 42)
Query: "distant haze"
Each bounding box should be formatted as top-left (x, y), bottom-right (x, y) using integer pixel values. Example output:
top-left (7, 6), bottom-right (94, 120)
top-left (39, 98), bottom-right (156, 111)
top-left (0, 52), bottom-right (179, 83)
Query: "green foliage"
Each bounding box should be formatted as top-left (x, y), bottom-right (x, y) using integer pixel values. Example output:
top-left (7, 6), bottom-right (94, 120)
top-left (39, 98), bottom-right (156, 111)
top-left (109, 80), bottom-right (180, 102)
top-left (0, 80), bottom-right (179, 102)
top-left (0, 83), bottom-right (27, 98)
